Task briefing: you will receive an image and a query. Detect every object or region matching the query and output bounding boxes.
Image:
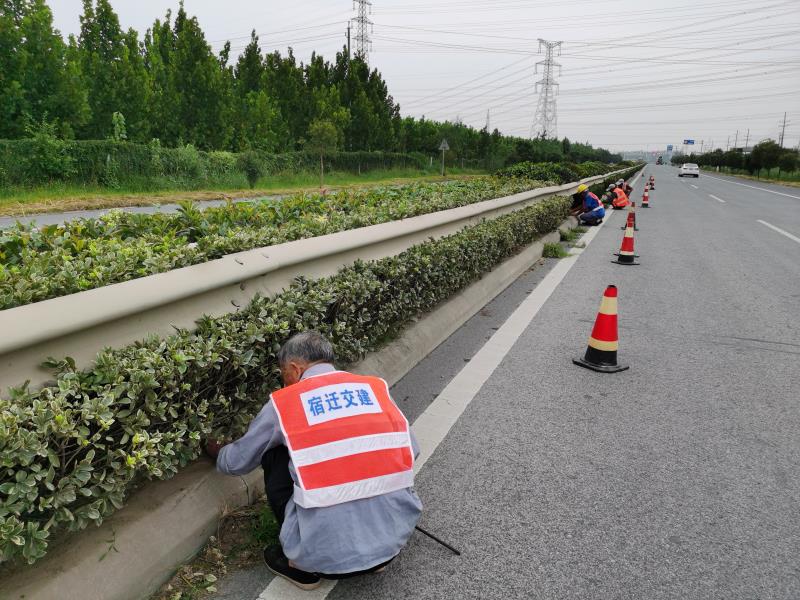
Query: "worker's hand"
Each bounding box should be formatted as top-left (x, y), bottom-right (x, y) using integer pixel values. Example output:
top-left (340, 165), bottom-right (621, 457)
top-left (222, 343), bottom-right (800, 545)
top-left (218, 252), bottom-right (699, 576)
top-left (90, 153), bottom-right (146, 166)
top-left (205, 438), bottom-right (227, 459)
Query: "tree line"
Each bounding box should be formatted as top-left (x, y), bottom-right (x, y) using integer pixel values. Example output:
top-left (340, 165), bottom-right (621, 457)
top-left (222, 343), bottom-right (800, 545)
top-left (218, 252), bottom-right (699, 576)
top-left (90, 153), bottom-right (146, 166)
top-left (0, 0), bottom-right (620, 167)
top-left (671, 140), bottom-right (798, 178)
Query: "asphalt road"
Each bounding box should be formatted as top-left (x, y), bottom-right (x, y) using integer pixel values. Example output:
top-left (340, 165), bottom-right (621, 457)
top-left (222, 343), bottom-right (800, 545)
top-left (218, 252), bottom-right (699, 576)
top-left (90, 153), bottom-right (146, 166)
top-left (215, 165), bottom-right (800, 599)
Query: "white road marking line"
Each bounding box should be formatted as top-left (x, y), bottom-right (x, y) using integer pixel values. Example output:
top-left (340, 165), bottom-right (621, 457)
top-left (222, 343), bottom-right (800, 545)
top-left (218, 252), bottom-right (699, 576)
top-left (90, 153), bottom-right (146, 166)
top-left (691, 184), bottom-right (698, 189)
top-left (256, 578), bottom-right (336, 600)
top-left (709, 194), bottom-right (726, 203)
top-left (757, 220), bottom-right (800, 245)
top-left (702, 174), bottom-right (800, 199)
top-left (255, 170), bottom-right (642, 600)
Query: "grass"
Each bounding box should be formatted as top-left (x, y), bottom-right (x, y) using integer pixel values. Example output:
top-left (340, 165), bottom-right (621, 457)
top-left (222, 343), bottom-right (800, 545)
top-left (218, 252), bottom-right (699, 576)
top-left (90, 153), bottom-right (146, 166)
top-left (698, 166), bottom-right (800, 187)
top-left (0, 167), bottom-right (488, 216)
top-left (151, 499), bottom-right (279, 600)
top-left (559, 226), bottom-right (586, 243)
top-left (543, 242), bottom-right (569, 258)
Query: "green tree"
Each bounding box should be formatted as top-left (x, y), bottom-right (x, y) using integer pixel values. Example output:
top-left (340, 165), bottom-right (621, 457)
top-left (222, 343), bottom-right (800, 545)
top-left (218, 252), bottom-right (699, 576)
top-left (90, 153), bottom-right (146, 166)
top-left (0, 0), bottom-right (89, 138)
top-left (234, 31), bottom-right (264, 97)
top-left (305, 119), bottom-right (339, 187)
top-left (111, 111), bottom-right (126, 141)
top-left (777, 151), bottom-right (797, 176)
top-left (749, 140), bottom-right (782, 177)
top-left (170, 3), bottom-right (233, 149)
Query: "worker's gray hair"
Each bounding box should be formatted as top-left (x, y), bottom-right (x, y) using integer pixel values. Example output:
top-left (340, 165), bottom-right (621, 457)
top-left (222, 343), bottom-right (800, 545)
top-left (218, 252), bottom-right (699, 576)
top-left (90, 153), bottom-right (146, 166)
top-left (277, 331), bottom-right (335, 366)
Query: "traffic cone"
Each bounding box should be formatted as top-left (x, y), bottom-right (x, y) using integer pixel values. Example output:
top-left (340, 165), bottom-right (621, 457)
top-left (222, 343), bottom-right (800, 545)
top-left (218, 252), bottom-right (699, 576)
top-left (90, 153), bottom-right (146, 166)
top-left (641, 188), bottom-right (650, 208)
top-left (614, 221), bottom-right (639, 265)
top-left (573, 285), bottom-right (629, 373)
top-left (621, 201), bottom-right (638, 230)
top-left (649, 176), bottom-right (655, 190)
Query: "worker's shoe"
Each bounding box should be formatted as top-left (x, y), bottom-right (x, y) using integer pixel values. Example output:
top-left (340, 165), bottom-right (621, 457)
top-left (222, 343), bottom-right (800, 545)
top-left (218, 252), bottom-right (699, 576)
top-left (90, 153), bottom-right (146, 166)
top-left (263, 544), bottom-right (321, 590)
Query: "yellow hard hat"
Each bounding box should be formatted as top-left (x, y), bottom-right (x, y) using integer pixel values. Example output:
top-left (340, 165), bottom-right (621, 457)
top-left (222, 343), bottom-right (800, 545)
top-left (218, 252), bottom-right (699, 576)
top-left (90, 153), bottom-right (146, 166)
top-left (576, 184), bottom-right (588, 193)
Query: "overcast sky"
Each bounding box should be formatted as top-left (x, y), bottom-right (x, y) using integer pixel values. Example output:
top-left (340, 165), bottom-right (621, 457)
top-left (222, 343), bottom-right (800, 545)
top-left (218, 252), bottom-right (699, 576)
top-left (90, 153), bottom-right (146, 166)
top-left (48, 0), bottom-right (800, 153)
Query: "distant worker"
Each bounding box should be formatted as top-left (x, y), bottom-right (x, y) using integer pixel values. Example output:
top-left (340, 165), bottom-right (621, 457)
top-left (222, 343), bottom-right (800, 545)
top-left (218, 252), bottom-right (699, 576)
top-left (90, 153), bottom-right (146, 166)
top-left (601, 183), bottom-right (617, 206)
top-left (611, 180), bottom-right (629, 210)
top-left (619, 178), bottom-right (634, 198)
top-left (570, 183), bottom-right (605, 226)
top-left (213, 331), bottom-right (422, 589)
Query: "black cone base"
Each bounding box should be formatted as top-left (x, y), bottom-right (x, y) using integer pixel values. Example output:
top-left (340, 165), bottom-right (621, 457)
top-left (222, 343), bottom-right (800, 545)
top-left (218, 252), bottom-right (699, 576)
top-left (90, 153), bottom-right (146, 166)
top-left (573, 356), bottom-right (630, 373)
top-left (612, 258), bottom-right (640, 265)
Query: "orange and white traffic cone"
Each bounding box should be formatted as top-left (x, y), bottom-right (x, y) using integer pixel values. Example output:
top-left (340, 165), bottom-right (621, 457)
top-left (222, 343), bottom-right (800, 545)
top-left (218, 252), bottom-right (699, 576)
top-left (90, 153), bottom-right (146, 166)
top-left (641, 188), bottom-right (650, 208)
top-left (573, 285), bottom-right (629, 373)
top-left (614, 220), bottom-right (639, 265)
top-left (621, 201), bottom-right (639, 230)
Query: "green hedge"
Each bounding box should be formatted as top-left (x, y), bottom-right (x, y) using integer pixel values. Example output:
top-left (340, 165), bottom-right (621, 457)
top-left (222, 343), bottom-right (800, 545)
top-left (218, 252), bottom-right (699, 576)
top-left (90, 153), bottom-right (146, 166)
top-left (0, 178), bottom-right (538, 309)
top-left (495, 160), bottom-right (634, 183)
top-left (0, 194), bottom-right (571, 564)
top-left (0, 139), bottom-right (428, 187)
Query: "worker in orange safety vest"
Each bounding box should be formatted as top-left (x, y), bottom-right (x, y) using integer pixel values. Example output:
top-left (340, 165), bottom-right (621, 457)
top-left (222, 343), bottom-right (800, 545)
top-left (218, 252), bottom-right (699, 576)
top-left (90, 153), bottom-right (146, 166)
top-left (212, 331), bottom-right (421, 590)
top-left (611, 180), bottom-right (630, 209)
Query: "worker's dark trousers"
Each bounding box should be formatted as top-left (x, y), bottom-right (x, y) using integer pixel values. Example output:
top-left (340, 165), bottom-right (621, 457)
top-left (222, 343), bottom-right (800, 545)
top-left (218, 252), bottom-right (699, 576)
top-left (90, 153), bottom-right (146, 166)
top-left (260, 445), bottom-right (396, 579)
top-left (261, 445), bottom-right (294, 527)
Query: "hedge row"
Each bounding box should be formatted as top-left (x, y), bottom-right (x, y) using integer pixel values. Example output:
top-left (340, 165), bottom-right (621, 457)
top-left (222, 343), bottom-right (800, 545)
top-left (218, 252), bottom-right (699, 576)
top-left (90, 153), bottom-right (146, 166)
top-left (0, 193), bottom-right (572, 564)
top-left (0, 138), bottom-right (428, 187)
top-left (495, 160), bottom-right (631, 183)
top-left (0, 165), bottom-right (636, 310)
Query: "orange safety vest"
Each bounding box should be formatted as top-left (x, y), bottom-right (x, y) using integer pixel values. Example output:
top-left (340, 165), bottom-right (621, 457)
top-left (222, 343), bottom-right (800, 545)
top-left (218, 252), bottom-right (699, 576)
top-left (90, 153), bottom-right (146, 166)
top-left (271, 370), bottom-right (414, 508)
top-left (612, 187), bottom-right (629, 208)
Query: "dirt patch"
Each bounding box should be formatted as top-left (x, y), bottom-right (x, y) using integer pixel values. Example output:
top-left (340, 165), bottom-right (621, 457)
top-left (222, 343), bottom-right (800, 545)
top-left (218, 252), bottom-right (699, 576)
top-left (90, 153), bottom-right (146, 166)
top-left (151, 498), bottom-right (279, 600)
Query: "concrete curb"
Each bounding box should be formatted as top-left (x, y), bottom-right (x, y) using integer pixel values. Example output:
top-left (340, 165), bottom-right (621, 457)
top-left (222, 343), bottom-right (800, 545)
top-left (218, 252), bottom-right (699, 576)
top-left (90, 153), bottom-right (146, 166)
top-left (1, 216), bottom-right (580, 600)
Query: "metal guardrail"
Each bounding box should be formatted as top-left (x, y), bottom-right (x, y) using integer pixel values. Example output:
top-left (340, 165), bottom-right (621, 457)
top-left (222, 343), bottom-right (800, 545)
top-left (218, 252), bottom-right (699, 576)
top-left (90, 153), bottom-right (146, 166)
top-left (0, 168), bottom-right (635, 391)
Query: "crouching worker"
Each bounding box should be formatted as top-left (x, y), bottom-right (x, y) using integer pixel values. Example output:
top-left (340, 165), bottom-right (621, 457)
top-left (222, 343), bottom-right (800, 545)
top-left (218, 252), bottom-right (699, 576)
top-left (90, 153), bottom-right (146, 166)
top-left (570, 183), bottom-right (605, 226)
top-left (611, 180), bottom-right (630, 210)
top-left (214, 331), bottom-right (422, 590)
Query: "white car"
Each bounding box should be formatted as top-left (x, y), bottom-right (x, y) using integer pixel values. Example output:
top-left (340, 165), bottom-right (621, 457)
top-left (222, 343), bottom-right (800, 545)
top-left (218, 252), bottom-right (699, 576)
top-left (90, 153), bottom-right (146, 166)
top-left (678, 163), bottom-right (700, 178)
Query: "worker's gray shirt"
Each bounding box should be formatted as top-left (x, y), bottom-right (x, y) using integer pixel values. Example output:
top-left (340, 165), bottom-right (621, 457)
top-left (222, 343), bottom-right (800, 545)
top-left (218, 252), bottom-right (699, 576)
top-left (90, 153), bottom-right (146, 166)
top-left (217, 363), bottom-right (422, 574)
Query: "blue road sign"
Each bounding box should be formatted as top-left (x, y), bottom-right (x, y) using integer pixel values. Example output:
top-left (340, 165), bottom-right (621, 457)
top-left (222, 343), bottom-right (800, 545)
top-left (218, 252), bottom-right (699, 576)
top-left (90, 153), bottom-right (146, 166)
top-left (683, 139), bottom-right (695, 145)
top-left (667, 144), bottom-right (673, 151)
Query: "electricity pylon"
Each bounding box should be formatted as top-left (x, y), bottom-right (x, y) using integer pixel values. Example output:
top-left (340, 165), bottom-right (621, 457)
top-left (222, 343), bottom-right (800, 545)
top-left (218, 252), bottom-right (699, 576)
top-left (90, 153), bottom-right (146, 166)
top-left (531, 39), bottom-right (562, 140)
top-left (352, 0), bottom-right (373, 63)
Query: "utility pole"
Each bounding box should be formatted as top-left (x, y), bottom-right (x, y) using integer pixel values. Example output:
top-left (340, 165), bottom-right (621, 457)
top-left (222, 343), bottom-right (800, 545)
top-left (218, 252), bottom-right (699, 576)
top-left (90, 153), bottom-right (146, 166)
top-left (346, 23), bottom-right (351, 59)
top-left (734, 130), bottom-right (738, 149)
top-left (700, 140), bottom-right (704, 153)
top-left (531, 39), bottom-right (562, 139)
top-left (726, 136), bottom-right (730, 151)
top-left (779, 111), bottom-right (787, 147)
top-left (745, 128), bottom-right (750, 151)
top-left (351, 0), bottom-right (373, 63)
top-left (485, 109), bottom-right (491, 132)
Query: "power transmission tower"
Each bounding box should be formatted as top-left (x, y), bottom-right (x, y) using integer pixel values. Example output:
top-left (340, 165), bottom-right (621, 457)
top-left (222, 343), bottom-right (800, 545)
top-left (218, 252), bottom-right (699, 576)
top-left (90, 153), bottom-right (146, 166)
top-left (531, 39), bottom-right (562, 139)
top-left (351, 0), bottom-right (373, 63)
